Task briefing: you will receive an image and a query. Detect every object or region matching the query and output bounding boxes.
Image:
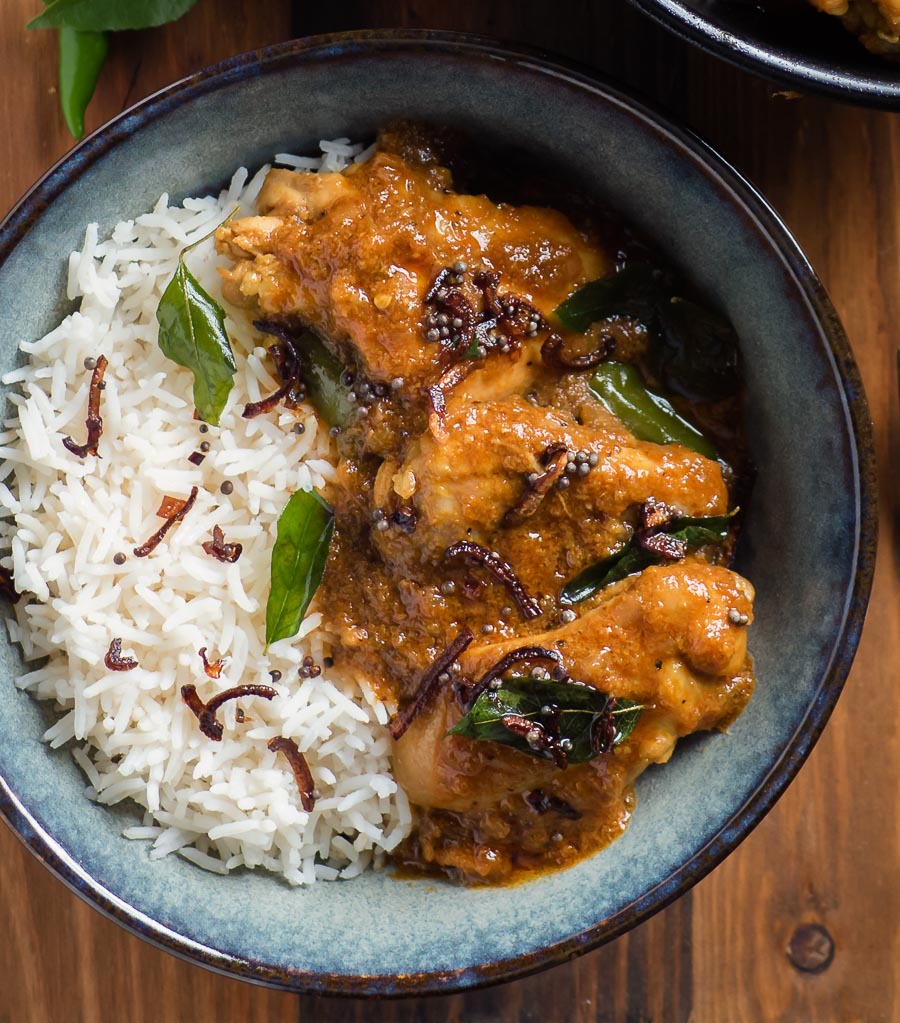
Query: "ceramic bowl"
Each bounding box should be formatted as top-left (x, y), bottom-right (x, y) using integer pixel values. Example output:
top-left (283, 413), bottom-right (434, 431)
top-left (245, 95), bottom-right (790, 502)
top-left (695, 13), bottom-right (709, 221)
top-left (0, 31), bottom-right (876, 995)
top-left (628, 0), bottom-right (900, 107)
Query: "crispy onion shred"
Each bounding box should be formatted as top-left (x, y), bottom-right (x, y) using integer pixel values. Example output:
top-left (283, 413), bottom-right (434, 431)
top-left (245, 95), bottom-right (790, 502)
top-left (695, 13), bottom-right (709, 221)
top-left (133, 486), bottom-right (198, 558)
top-left (443, 541), bottom-right (542, 619)
top-left (501, 713), bottom-right (568, 769)
top-left (459, 645), bottom-right (565, 709)
top-left (202, 524), bottom-right (242, 563)
top-left (181, 682), bottom-right (277, 741)
top-left (502, 443), bottom-right (569, 528)
top-left (198, 647), bottom-right (227, 679)
top-left (244, 320), bottom-right (306, 418)
top-left (389, 627), bottom-right (475, 740)
top-left (540, 331), bottom-right (615, 371)
top-left (104, 638), bottom-right (138, 672)
top-left (63, 354), bottom-right (108, 458)
top-left (636, 498), bottom-right (687, 559)
top-left (426, 360), bottom-right (476, 440)
top-left (268, 736), bottom-right (318, 812)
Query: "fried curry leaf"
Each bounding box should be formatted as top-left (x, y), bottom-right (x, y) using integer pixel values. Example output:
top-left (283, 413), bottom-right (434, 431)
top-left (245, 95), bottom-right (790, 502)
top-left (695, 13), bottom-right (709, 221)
top-left (448, 676), bottom-right (642, 766)
top-left (555, 266), bottom-right (741, 402)
top-left (671, 513), bottom-right (736, 548)
top-left (28, 0), bottom-right (198, 31)
top-left (651, 297), bottom-right (741, 401)
top-left (560, 510), bottom-right (736, 605)
top-left (157, 257), bottom-right (235, 426)
top-left (612, 698), bottom-right (643, 745)
top-left (559, 543), bottom-right (655, 606)
top-left (554, 263), bottom-right (661, 333)
top-left (266, 489), bottom-right (335, 646)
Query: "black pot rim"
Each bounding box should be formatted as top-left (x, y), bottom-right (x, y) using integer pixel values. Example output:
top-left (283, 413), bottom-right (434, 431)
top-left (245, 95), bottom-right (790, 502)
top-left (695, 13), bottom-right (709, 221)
top-left (627, 0), bottom-right (900, 108)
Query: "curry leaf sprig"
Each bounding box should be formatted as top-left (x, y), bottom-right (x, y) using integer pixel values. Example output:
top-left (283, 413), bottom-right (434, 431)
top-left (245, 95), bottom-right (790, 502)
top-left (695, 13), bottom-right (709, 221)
top-left (449, 676), bottom-right (643, 767)
top-left (27, 1), bottom-right (199, 139)
top-left (560, 510), bottom-right (736, 606)
top-left (265, 490), bottom-right (335, 647)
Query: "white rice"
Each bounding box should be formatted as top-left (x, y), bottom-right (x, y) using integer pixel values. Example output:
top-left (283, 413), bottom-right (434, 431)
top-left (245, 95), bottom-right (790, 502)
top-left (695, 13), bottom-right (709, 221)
top-left (0, 141), bottom-right (412, 884)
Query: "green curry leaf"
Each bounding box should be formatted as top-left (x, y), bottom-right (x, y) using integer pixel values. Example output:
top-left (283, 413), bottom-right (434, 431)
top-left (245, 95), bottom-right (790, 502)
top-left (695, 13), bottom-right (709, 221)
top-left (294, 330), bottom-right (356, 428)
top-left (611, 697), bottom-right (643, 745)
top-left (156, 251), bottom-right (235, 426)
top-left (558, 543), bottom-right (655, 606)
top-left (265, 490), bottom-right (335, 647)
top-left (554, 263), bottom-right (662, 333)
top-left (651, 297), bottom-right (741, 402)
top-left (28, 0), bottom-right (198, 31)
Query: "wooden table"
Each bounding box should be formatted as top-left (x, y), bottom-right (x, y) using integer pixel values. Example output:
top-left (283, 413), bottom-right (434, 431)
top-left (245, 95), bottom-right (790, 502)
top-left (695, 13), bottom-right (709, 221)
top-left (1, 2), bottom-right (896, 1020)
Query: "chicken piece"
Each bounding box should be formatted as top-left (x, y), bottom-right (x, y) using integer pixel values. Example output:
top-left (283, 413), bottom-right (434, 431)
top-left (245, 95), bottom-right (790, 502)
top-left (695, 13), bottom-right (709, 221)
top-left (392, 559), bottom-right (754, 815)
top-left (373, 393), bottom-right (729, 596)
top-left (462, 558), bottom-right (755, 727)
top-left (398, 702), bottom-right (639, 882)
top-left (216, 148), bottom-right (610, 388)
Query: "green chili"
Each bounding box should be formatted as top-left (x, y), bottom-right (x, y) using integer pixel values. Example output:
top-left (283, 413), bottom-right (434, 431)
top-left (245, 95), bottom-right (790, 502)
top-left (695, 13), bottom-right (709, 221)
top-left (589, 361), bottom-right (716, 459)
top-left (57, 27), bottom-right (108, 140)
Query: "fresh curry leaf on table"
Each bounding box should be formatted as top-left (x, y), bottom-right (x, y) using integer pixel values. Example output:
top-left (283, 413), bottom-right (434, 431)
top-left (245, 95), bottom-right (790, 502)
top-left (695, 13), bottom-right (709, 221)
top-left (448, 676), bottom-right (642, 766)
top-left (266, 490), bottom-right (335, 647)
top-left (28, 0), bottom-right (198, 31)
top-left (560, 510), bottom-right (736, 605)
top-left (27, 0), bottom-right (199, 139)
top-left (156, 256), bottom-right (236, 426)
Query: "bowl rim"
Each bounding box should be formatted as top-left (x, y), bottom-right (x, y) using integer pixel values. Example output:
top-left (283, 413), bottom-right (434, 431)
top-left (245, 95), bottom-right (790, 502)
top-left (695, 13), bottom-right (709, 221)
top-left (0, 28), bottom-right (878, 998)
top-left (626, 0), bottom-right (900, 108)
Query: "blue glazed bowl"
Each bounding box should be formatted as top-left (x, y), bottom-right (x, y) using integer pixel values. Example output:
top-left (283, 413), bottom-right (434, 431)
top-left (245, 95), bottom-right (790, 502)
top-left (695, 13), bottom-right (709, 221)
top-left (628, 0), bottom-right (900, 108)
top-left (0, 31), bottom-right (876, 996)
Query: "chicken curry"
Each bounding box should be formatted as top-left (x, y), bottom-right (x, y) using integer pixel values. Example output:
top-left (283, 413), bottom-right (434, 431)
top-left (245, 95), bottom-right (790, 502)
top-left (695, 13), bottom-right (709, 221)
top-left (216, 124), bottom-right (755, 884)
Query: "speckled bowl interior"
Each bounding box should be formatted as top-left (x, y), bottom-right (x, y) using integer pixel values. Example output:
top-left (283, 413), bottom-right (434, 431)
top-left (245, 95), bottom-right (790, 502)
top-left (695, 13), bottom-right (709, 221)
top-left (0, 33), bottom-right (876, 996)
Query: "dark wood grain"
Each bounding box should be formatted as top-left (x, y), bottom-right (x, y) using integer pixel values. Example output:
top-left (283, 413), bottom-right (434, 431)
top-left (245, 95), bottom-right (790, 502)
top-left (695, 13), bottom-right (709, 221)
top-left (1, 1), bottom-right (898, 1020)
